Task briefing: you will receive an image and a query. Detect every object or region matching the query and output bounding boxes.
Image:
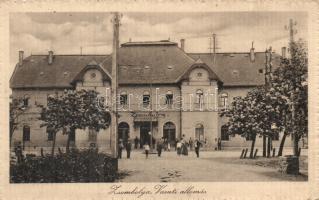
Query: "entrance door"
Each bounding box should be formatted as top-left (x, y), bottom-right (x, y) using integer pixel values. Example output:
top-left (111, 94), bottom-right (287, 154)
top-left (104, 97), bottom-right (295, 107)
top-left (163, 122), bottom-right (176, 146)
top-left (118, 122), bottom-right (129, 146)
top-left (140, 122), bottom-right (151, 148)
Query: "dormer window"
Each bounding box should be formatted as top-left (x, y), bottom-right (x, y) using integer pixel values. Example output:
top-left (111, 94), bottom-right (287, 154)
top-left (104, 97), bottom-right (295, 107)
top-left (143, 91), bottom-right (150, 107)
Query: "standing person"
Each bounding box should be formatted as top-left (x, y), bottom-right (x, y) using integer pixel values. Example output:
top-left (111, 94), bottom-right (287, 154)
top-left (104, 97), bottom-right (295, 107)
top-left (167, 141), bottom-right (171, 152)
top-left (157, 138), bottom-right (164, 157)
top-left (194, 139), bottom-right (201, 158)
top-left (134, 136), bottom-right (139, 149)
top-left (214, 138), bottom-right (218, 151)
top-left (118, 139), bottom-right (124, 159)
top-left (189, 137), bottom-right (193, 151)
top-left (144, 143), bottom-right (150, 159)
top-left (218, 138), bottom-right (222, 150)
top-left (126, 139), bottom-right (132, 159)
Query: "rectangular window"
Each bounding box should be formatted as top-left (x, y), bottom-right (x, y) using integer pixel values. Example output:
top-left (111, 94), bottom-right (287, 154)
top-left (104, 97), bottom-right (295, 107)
top-left (23, 98), bottom-right (29, 107)
top-left (120, 94), bottom-right (128, 105)
top-left (272, 132), bottom-right (279, 141)
top-left (47, 130), bottom-right (54, 141)
top-left (165, 94), bottom-right (173, 105)
top-left (69, 129), bottom-right (75, 142)
top-left (221, 126), bottom-right (229, 141)
top-left (23, 126), bottom-right (30, 141)
top-left (245, 133), bottom-right (254, 141)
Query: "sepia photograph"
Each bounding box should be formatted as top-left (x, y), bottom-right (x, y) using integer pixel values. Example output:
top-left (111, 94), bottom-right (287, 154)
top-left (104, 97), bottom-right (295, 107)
top-left (8, 11), bottom-right (309, 184)
top-left (8, 12), bottom-right (308, 183)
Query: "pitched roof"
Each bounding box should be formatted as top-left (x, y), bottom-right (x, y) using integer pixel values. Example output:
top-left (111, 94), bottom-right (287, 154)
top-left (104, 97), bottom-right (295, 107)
top-left (117, 43), bottom-right (195, 84)
top-left (10, 41), bottom-right (281, 89)
top-left (10, 55), bottom-right (111, 88)
top-left (187, 52), bottom-right (281, 86)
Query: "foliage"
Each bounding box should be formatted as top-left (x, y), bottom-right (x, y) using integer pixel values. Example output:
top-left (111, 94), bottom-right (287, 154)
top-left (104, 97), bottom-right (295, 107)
top-left (39, 89), bottom-right (111, 133)
top-left (221, 87), bottom-right (282, 140)
top-left (271, 40), bottom-right (308, 140)
top-left (10, 149), bottom-right (118, 183)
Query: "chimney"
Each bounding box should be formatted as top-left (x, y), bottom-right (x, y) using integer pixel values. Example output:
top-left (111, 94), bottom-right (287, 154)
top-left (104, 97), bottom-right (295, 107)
top-left (250, 41), bottom-right (255, 62)
top-left (48, 50), bottom-right (53, 65)
top-left (281, 47), bottom-right (287, 58)
top-left (18, 50), bottom-right (24, 66)
top-left (180, 39), bottom-right (185, 51)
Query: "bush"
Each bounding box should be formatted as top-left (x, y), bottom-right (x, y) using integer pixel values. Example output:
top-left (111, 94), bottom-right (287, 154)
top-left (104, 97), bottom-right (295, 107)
top-left (10, 149), bottom-right (118, 183)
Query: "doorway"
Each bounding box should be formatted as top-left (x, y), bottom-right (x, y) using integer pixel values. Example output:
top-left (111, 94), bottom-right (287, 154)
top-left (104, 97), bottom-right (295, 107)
top-left (163, 122), bottom-right (176, 146)
top-left (140, 122), bottom-right (151, 148)
top-left (118, 122), bottom-right (129, 146)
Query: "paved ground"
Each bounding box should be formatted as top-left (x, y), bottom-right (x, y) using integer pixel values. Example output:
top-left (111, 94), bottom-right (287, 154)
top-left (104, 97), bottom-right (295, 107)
top-left (117, 149), bottom-right (307, 182)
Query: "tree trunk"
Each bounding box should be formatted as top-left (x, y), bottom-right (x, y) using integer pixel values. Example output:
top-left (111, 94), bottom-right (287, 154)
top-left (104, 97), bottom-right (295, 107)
top-left (277, 132), bottom-right (287, 156)
top-left (293, 134), bottom-right (299, 156)
top-left (51, 132), bottom-right (57, 156)
top-left (66, 133), bottom-right (71, 154)
top-left (263, 135), bottom-right (266, 157)
top-left (267, 136), bottom-right (271, 158)
top-left (249, 134), bottom-right (256, 158)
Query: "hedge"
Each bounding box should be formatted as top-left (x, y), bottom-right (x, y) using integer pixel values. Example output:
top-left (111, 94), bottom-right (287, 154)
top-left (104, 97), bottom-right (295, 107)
top-left (10, 149), bottom-right (118, 183)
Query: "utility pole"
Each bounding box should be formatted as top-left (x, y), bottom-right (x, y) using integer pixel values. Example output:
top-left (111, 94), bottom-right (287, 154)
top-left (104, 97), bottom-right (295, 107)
top-left (110, 12), bottom-right (121, 163)
top-left (210, 33), bottom-right (220, 66)
top-left (285, 19), bottom-right (298, 156)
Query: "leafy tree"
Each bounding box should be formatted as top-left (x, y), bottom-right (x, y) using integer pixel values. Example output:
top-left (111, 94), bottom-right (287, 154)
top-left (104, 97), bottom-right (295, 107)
top-left (221, 87), bottom-right (283, 158)
top-left (10, 98), bottom-right (27, 146)
top-left (39, 89), bottom-right (111, 155)
top-left (271, 40), bottom-right (308, 156)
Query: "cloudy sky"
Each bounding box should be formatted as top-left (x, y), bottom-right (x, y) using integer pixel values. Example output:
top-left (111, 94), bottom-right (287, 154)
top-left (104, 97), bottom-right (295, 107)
top-left (10, 12), bottom-right (307, 73)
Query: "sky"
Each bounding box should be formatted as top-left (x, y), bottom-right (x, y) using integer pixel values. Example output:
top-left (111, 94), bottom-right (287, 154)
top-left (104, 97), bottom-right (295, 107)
top-left (9, 12), bottom-right (307, 74)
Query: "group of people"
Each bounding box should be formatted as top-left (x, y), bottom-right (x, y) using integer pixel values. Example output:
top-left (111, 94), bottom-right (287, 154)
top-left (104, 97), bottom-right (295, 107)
top-left (118, 135), bottom-right (206, 159)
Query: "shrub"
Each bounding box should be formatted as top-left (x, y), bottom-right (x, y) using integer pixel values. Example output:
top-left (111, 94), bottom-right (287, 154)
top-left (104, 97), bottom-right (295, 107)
top-left (10, 149), bottom-right (118, 183)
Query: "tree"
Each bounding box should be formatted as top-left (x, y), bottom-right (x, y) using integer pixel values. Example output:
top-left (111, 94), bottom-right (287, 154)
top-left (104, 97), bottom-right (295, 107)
top-left (221, 87), bottom-right (282, 158)
top-left (9, 98), bottom-right (27, 147)
top-left (39, 89), bottom-right (111, 155)
top-left (271, 40), bottom-right (308, 156)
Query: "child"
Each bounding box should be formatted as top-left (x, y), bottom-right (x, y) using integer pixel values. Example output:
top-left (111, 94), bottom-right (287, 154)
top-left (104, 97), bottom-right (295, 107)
top-left (176, 140), bottom-right (182, 156)
top-left (144, 143), bottom-right (150, 159)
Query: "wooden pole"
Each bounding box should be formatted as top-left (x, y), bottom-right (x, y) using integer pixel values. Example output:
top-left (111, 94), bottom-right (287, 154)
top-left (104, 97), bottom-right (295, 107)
top-left (110, 12), bottom-right (120, 160)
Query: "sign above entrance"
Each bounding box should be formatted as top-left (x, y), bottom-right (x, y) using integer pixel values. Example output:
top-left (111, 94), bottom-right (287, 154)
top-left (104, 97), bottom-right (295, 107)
top-left (132, 112), bottom-right (165, 122)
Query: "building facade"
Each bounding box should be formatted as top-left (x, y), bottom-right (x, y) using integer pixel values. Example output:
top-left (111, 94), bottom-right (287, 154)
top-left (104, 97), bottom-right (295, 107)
top-left (10, 40), bottom-right (295, 153)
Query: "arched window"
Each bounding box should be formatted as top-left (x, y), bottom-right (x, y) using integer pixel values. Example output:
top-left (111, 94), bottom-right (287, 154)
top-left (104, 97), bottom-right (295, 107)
top-left (163, 122), bottom-right (176, 145)
top-left (23, 125), bottom-right (30, 141)
top-left (143, 91), bottom-right (150, 106)
top-left (120, 91), bottom-right (128, 105)
top-left (220, 92), bottom-right (228, 108)
top-left (165, 90), bottom-right (173, 105)
top-left (195, 123), bottom-right (204, 141)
